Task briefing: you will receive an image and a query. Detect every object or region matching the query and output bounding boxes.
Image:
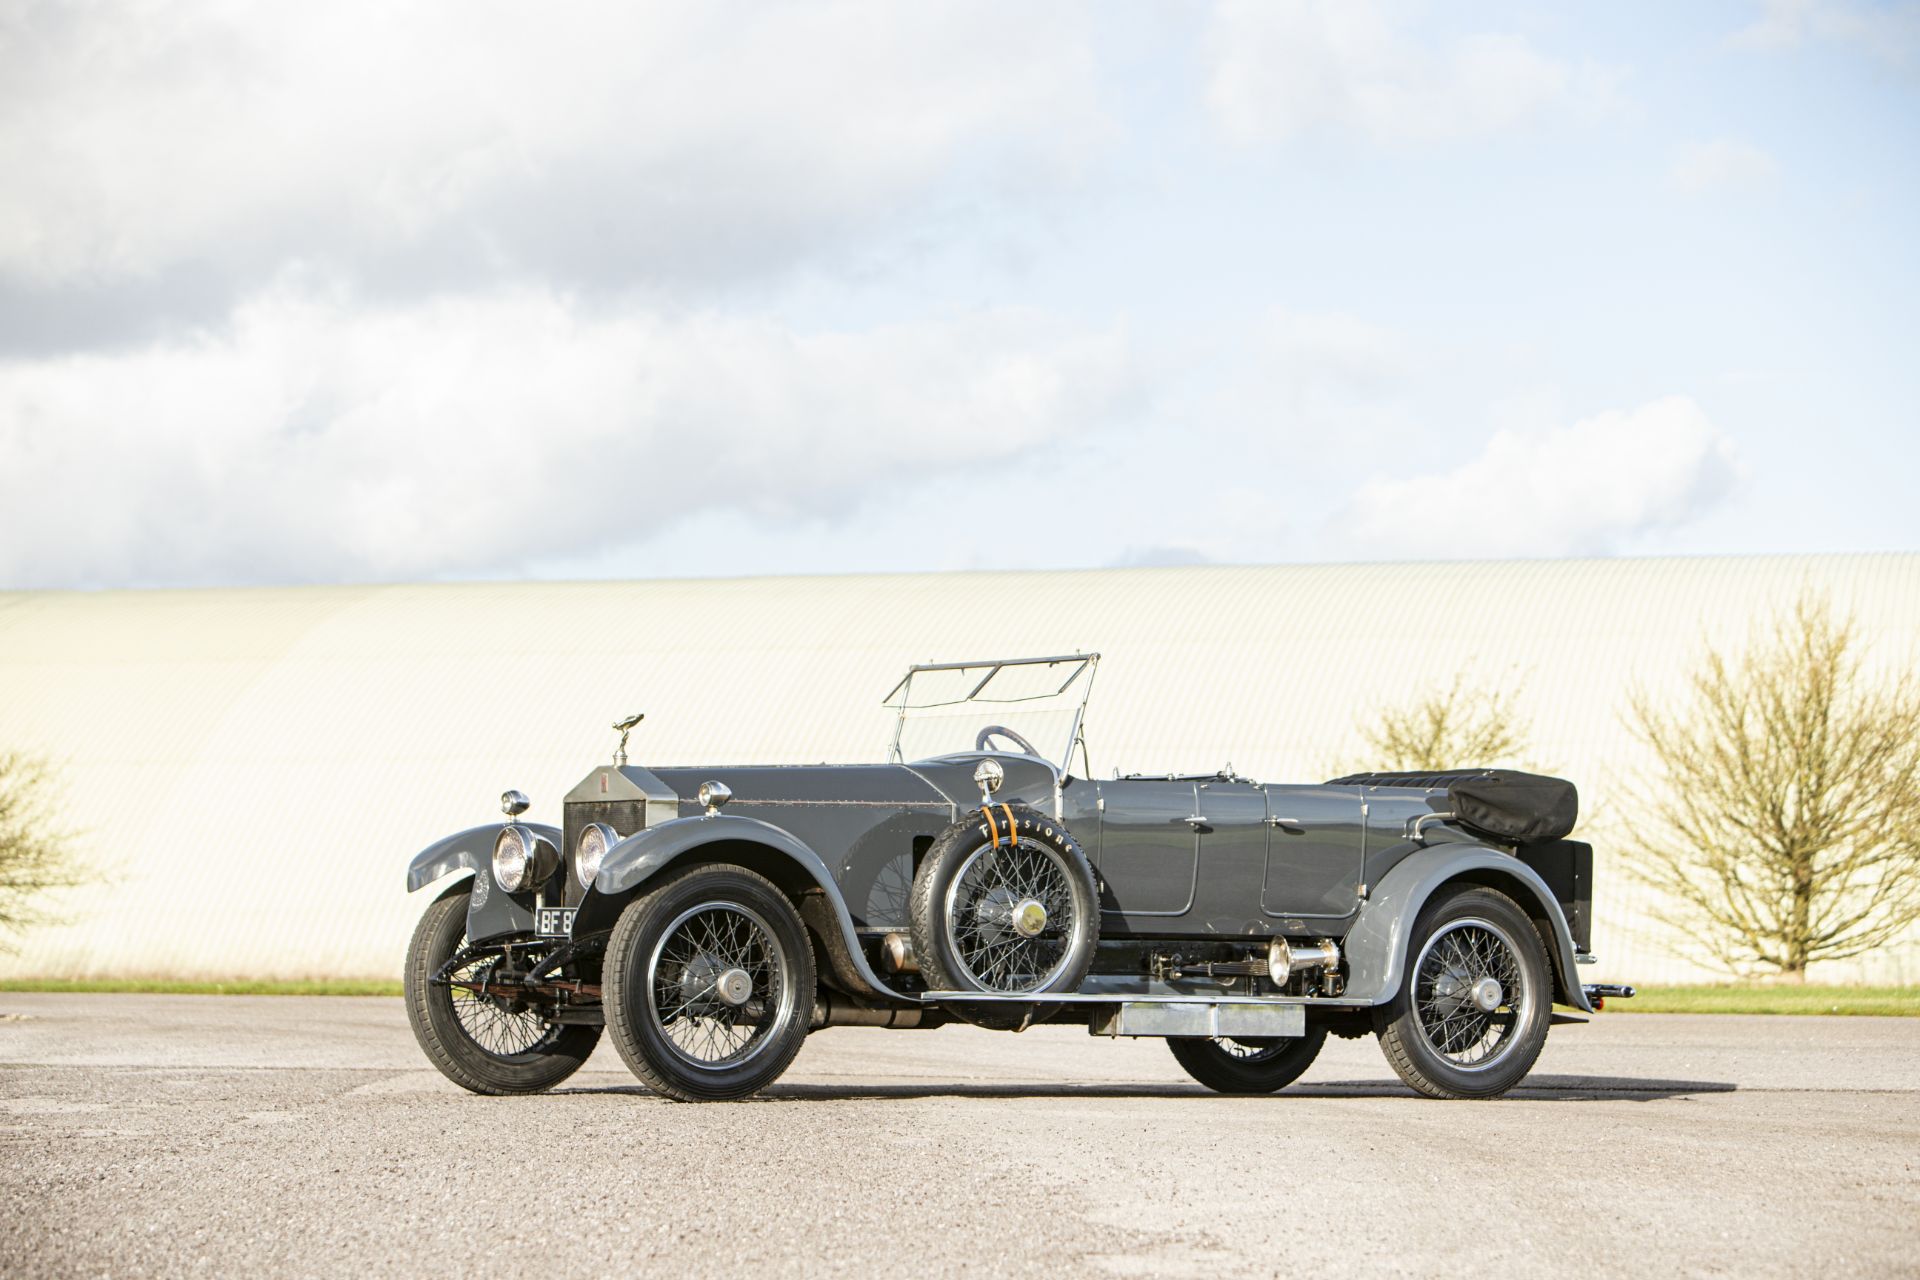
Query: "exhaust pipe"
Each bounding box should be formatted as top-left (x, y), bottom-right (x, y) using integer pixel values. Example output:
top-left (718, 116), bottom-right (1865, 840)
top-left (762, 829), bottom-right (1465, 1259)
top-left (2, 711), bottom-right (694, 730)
top-left (880, 931), bottom-right (919, 974)
top-left (811, 992), bottom-right (938, 1029)
top-left (1582, 983), bottom-right (1636, 1010)
top-left (1267, 937), bottom-right (1340, 985)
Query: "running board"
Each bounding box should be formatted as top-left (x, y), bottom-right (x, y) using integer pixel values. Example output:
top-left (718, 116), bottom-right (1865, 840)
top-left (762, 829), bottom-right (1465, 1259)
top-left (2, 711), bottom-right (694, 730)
top-left (921, 989), bottom-right (1326, 1039)
top-left (919, 990), bottom-right (1367, 1006)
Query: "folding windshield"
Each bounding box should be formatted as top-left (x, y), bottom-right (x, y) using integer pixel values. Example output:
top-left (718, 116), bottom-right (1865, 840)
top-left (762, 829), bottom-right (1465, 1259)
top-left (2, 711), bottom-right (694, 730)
top-left (883, 654), bottom-right (1099, 772)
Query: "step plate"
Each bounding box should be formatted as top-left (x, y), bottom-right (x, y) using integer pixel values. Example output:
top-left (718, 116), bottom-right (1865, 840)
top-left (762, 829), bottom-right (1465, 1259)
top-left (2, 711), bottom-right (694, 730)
top-left (1088, 1000), bottom-right (1305, 1039)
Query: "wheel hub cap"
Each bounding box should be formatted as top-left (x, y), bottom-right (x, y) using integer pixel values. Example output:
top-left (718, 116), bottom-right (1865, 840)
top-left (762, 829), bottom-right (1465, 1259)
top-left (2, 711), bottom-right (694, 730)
top-left (1012, 898), bottom-right (1048, 938)
top-left (1471, 976), bottom-right (1503, 1013)
top-left (715, 967), bottom-right (752, 1007)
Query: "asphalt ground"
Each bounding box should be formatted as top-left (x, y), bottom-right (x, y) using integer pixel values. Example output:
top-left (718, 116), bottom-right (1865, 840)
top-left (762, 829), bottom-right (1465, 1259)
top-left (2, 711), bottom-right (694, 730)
top-left (1, 995), bottom-right (1916, 1278)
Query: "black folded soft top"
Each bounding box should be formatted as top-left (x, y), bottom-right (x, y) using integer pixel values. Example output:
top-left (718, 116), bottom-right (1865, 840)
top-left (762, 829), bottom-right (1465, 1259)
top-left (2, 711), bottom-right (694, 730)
top-left (1326, 768), bottom-right (1579, 845)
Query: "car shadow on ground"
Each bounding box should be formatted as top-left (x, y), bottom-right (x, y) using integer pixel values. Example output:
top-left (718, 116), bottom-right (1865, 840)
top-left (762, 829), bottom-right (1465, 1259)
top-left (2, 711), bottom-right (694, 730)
top-left (1298, 1075), bottom-right (1740, 1102)
top-left (553, 1075), bottom-right (1738, 1103)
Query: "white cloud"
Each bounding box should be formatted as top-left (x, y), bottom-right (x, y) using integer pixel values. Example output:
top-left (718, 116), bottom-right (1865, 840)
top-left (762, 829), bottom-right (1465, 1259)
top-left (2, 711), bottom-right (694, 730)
top-left (1669, 139), bottom-right (1780, 195)
top-left (1339, 397), bottom-right (1741, 558)
top-left (0, 283), bottom-right (1140, 587)
top-left (1262, 308), bottom-right (1417, 399)
top-left (0, 2), bottom-right (1106, 296)
top-left (1736, 0), bottom-right (1920, 69)
top-left (1204, 0), bottom-right (1616, 144)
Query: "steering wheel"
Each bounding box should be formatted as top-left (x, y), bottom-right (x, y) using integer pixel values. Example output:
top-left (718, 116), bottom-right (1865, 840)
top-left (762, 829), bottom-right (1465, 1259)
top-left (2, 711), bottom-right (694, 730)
top-left (975, 724), bottom-right (1041, 757)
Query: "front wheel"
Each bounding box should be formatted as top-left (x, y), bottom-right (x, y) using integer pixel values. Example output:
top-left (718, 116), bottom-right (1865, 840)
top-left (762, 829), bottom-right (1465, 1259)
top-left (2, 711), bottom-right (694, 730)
top-left (1169, 1025), bottom-right (1328, 1094)
top-left (403, 882), bottom-right (601, 1095)
top-left (1373, 885), bottom-right (1552, 1099)
top-left (603, 864), bottom-right (816, 1102)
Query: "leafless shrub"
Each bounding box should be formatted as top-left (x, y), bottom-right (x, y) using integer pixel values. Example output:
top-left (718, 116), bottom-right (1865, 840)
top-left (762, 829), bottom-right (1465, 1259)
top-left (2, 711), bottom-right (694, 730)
top-left (1358, 671), bottom-right (1530, 773)
top-left (1625, 595), bottom-right (1920, 979)
top-left (0, 753), bottom-right (86, 944)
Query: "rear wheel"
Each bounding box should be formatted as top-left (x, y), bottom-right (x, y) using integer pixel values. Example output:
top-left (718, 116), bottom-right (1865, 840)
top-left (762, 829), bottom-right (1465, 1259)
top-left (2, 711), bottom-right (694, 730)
top-left (403, 883), bottom-right (600, 1095)
top-left (1373, 885), bottom-right (1552, 1099)
top-left (1169, 1025), bottom-right (1328, 1094)
top-left (603, 864), bottom-right (816, 1102)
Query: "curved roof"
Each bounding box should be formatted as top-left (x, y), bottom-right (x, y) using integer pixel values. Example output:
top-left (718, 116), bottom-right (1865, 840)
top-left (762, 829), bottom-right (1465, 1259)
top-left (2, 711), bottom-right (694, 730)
top-left (2, 552), bottom-right (1916, 984)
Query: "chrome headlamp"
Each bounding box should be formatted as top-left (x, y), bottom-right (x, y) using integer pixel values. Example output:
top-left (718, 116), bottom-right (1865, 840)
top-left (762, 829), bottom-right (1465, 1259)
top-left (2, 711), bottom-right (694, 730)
top-left (698, 780), bottom-right (732, 815)
top-left (973, 758), bottom-right (1005, 802)
top-left (576, 822), bottom-right (618, 891)
top-left (492, 825), bottom-right (556, 894)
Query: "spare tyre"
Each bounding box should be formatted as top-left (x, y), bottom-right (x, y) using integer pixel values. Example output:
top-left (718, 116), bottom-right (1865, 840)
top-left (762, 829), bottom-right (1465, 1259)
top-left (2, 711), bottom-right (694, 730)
top-left (908, 803), bottom-right (1099, 1030)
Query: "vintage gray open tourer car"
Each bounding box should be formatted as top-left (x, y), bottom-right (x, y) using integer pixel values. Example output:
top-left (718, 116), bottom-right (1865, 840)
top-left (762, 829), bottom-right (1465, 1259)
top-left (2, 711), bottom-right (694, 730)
top-left (403, 654), bottom-right (1630, 1102)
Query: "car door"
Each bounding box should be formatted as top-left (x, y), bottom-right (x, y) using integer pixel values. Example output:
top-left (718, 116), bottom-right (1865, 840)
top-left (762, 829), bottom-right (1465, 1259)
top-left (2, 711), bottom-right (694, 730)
top-left (1090, 778), bottom-right (1199, 918)
top-left (1259, 784), bottom-right (1367, 923)
top-left (1185, 779), bottom-right (1271, 933)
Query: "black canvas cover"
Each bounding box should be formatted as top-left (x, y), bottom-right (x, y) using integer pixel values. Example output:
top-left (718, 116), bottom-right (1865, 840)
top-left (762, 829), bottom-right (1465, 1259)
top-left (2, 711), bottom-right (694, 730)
top-left (1446, 771), bottom-right (1579, 844)
top-left (1327, 768), bottom-right (1579, 845)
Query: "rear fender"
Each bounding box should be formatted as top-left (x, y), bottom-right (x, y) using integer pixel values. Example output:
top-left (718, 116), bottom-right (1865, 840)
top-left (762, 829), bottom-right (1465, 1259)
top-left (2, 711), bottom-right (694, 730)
top-left (574, 814), bottom-right (902, 1000)
top-left (1344, 844), bottom-right (1592, 1013)
top-left (404, 823), bottom-right (544, 944)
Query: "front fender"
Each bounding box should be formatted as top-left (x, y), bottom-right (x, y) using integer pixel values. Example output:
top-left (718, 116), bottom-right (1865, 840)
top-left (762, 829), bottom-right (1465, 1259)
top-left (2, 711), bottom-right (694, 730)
top-left (1344, 844), bottom-right (1592, 1013)
top-left (584, 814), bottom-right (901, 999)
top-left (404, 823), bottom-right (548, 944)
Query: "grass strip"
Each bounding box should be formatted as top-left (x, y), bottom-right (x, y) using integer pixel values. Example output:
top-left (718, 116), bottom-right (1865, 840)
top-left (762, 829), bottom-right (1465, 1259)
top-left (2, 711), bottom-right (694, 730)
top-left (1606, 984), bottom-right (1919, 1016)
top-left (0, 978), bottom-right (403, 997)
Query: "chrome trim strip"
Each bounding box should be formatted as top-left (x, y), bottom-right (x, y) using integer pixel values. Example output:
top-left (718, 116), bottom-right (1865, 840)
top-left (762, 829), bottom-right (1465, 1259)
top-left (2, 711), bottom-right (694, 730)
top-left (885, 652), bottom-right (1099, 690)
top-left (719, 798), bottom-right (953, 809)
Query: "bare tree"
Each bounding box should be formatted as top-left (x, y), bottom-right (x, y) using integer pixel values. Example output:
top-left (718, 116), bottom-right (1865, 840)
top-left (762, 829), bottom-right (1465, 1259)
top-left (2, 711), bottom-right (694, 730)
top-left (0, 753), bottom-right (84, 944)
top-left (1626, 595), bottom-right (1920, 979)
top-left (1359, 671), bottom-right (1530, 773)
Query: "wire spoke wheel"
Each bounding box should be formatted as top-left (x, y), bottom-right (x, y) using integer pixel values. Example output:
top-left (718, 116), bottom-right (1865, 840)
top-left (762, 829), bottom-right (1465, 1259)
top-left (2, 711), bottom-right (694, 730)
top-left (1373, 886), bottom-right (1553, 1100)
top-left (1411, 917), bottom-right (1529, 1071)
top-left (1215, 1037), bottom-right (1286, 1063)
top-left (403, 884), bottom-right (599, 1096)
top-left (646, 901), bottom-right (788, 1071)
top-left (1168, 1026), bottom-right (1328, 1093)
top-left (910, 803), bottom-right (1099, 1030)
top-left (443, 941), bottom-right (564, 1060)
top-left (605, 865), bottom-right (815, 1102)
top-left (944, 838), bottom-right (1077, 993)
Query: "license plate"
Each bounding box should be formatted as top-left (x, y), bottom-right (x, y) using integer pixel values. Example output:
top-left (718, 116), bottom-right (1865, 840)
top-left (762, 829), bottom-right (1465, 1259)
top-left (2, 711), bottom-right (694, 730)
top-left (535, 907), bottom-right (575, 937)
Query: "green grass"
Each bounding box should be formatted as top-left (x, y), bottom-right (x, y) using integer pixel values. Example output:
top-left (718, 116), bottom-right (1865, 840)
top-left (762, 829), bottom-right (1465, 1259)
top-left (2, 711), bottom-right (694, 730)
top-left (0, 978), bottom-right (403, 997)
top-left (1609, 984), bottom-right (1920, 1016)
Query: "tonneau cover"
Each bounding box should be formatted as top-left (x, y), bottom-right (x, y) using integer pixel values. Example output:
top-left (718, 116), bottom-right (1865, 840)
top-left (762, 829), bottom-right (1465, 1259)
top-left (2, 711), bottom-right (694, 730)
top-left (1327, 768), bottom-right (1579, 845)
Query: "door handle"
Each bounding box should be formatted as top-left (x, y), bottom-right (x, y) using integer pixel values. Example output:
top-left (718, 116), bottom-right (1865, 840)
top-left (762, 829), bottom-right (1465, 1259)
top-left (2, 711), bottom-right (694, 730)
top-left (1268, 816), bottom-right (1305, 831)
top-left (1182, 815), bottom-right (1208, 829)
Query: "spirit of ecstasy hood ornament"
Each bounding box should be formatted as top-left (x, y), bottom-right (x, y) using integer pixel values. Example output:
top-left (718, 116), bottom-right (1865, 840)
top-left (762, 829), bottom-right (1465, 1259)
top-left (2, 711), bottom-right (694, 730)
top-left (612, 713), bottom-right (644, 766)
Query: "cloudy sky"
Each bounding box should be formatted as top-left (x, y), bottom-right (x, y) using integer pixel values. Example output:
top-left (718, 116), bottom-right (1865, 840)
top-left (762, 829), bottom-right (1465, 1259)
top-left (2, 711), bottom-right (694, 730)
top-left (2, 0), bottom-right (1915, 589)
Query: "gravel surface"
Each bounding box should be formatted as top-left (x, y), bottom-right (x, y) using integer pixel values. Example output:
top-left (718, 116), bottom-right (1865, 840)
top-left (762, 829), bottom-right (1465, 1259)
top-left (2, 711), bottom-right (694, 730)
top-left (2, 994), bottom-right (1917, 1277)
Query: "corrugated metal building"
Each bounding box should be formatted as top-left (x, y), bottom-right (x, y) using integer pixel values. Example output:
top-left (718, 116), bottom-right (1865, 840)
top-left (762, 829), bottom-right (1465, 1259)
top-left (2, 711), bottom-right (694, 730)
top-left (2, 553), bottom-right (1916, 985)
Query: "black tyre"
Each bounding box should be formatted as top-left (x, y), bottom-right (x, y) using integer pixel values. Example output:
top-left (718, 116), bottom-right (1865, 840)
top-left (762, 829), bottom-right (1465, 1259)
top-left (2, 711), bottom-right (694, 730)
top-left (603, 864), bottom-right (815, 1102)
top-left (1168, 1025), bottom-right (1328, 1094)
top-left (1373, 885), bottom-right (1553, 1099)
top-left (908, 804), bottom-right (1099, 1030)
top-left (403, 882), bottom-right (601, 1095)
